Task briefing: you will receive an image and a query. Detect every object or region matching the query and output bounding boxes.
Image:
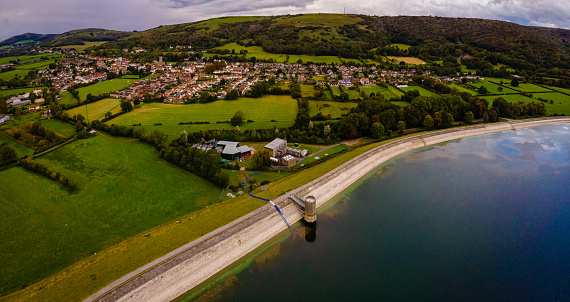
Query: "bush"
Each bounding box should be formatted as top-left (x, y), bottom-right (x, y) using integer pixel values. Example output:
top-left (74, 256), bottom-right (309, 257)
top-left (260, 180), bottom-right (271, 186)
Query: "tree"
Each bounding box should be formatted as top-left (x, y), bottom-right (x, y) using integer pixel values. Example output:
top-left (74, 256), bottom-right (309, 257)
top-left (441, 111), bottom-right (454, 128)
top-left (370, 122), bottom-right (384, 138)
top-left (397, 121), bottom-right (406, 134)
top-left (478, 86), bottom-right (488, 94)
top-left (323, 125), bottom-right (331, 136)
top-left (179, 130), bottom-right (188, 142)
top-left (231, 110), bottom-right (245, 126)
top-left (463, 111), bottom-right (474, 124)
top-left (308, 121), bottom-right (314, 130)
top-left (0, 144), bottom-right (17, 165)
top-left (498, 86), bottom-right (503, 92)
top-left (133, 99), bottom-right (140, 106)
top-left (511, 77), bottom-right (519, 87)
top-left (225, 89), bottom-right (239, 100)
top-left (120, 100), bottom-right (133, 112)
top-left (105, 111), bottom-right (112, 119)
top-left (15, 107), bottom-right (21, 119)
top-left (423, 115), bottom-right (435, 129)
top-left (252, 149), bottom-right (271, 170)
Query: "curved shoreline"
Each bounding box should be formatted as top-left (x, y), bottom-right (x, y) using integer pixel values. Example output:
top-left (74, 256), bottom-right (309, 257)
top-left (85, 117), bottom-right (570, 302)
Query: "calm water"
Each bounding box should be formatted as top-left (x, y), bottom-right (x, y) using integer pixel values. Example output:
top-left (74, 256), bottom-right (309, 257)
top-left (185, 124), bottom-right (570, 302)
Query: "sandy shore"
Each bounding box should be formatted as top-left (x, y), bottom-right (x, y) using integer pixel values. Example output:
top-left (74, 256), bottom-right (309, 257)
top-left (86, 117), bottom-right (570, 302)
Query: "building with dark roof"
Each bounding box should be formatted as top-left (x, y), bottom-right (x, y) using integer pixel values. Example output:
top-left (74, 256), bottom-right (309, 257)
top-left (217, 141), bottom-right (251, 160)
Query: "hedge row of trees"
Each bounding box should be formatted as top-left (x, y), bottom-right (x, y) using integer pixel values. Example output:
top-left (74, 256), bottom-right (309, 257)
top-left (20, 157), bottom-right (76, 188)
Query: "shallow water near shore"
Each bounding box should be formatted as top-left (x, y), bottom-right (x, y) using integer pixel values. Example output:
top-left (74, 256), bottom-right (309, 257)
top-left (182, 124), bottom-right (570, 302)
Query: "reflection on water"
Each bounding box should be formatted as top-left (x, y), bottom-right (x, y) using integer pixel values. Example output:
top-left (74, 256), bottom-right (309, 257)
top-left (185, 124), bottom-right (570, 302)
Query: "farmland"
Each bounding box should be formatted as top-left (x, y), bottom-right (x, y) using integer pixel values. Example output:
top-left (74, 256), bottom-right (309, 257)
top-left (14, 60), bottom-right (55, 70)
top-left (300, 84), bottom-right (316, 98)
top-left (108, 95), bottom-right (298, 138)
top-left (309, 101), bottom-right (358, 118)
top-left (76, 79), bottom-right (134, 100)
top-left (214, 43), bottom-right (359, 64)
top-left (0, 133), bottom-right (34, 157)
top-left (0, 86), bottom-right (46, 97)
top-left (0, 135), bottom-right (221, 297)
top-left (66, 98), bottom-right (123, 121)
top-left (60, 41), bottom-right (107, 52)
top-left (386, 56), bottom-right (426, 64)
top-left (398, 85), bottom-right (436, 96)
top-left (0, 69), bottom-right (30, 81)
top-left (40, 118), bottom-right (77, 137)
top-left (470, 81), bottom-right (518, 94)
top-left (0, 54), bottom-right (61, 65)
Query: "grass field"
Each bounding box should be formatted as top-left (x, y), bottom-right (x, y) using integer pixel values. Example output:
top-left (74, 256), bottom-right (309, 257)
top-left (531, 92), bottom-right (570, 115)
top-left (330, 86), bottom-right (341, 96)
top-left (309, 101), bottom-right (358, 118)
top-left (388, 44), bottom-right (411, 50)
top-left (300, 84), bottom-right (316, 98)
top-left (40, 119), bottom-right (76, 137)
top-left (109, 96), bottom-right (298, 138)
top-left (360, 85), bottom-right (401, 99)
top-left (215, 43), bottom-right (355, 64)
top-left (0, 69), bottom-right (30, 81)
top-left (391, 101), bottom-right (411, 107)
top-left (0, 133), bottom-right (34, 157)
top-left (66, 98), bottom-right (122, 121)
top-left (387, 56), bottom-right (426, 64)
top-left (76, 79), bottom-right (134, 100)
top-left (448, 84), bottom-right (476, 94)
top-left (14, 60), bottom-right (55, 70)
top-left (60, 41), bottom-right (108, 52)
top-left (398, 85), bottom-right (435, 96)
top-left (292, 144), bottom-right (350, 168)
top-left (58, 91), bottom-right (76, 104)
top-left (542, 85), bottom-right (570, 95)
top-left (0, 135), bottom-right (221, 297)
top-left (0, 54), bottom-right (61, 65)
top-left (510, 83), bottom-right (553, 93)
top-left (0, 86), bottom-right (47, 97)
top-left (470, 81), bottom-right (518, 94)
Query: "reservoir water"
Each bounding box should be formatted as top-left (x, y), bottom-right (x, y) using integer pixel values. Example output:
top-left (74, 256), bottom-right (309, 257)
top-left (184, 124), bottom-right (570, 302)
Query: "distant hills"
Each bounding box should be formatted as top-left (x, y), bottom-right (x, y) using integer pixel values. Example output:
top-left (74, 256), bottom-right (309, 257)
top-left (2, 14), bottom-right (570, 73)
top-left (0, 28), bottom-right (133, 49)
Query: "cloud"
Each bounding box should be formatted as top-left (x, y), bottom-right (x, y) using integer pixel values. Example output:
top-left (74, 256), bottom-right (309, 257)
top-left (0, 0), bottom-right (569, 41)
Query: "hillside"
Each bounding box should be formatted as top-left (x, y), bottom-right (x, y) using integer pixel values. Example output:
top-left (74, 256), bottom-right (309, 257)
top-left (95, 14), bottom-right (570, 74)
top-left (0, 28), bottom-right (133, 51)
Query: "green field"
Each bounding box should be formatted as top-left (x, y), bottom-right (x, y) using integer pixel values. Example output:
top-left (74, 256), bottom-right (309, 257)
top-left (309, 101), bottom-right (358, 118)
top-left (359, 85), bottom-right (401, 99)
top-left (388, 44), bottom-right (411, 50)
top-left (330, 86), bottom-right (341, 96)
top-left (0, 135), bottom-right (221, 297)
top-left (448, 84), bottom-right (476, 94)
top-left (292, 144), bottom-right (350, 168)
top-left (300, 84), bottom-right (316, 98)
top-left (60, 41), bottom-right (107, 52)
top-left (470, 81), bottom-right (518, 94)
top-left (0, 69), bottom-right (30, 81)
top-left (58, 91), bottom-right (76, 104)
top-left (0, 133), bottom-right (34, 157)
top-left (76, 79), bottom-right (134, 100)
top-left (40, 119), bottom-right (76, 137)
top-left (387, 56), bottom-right (426, 64)
top-left (14, 60), bottom-right (55, 70)
top-left (391, 101), bottom-right (411, 107)
top-left (531, 92), bottom-right (570, 115)
top-left (109, 96), bottom-right (298, 138)
top-left (66, 98), bottom-right (122, 121)
top-left (215, 43), bottom-right (353, 64)
top-left (398, 85), bottom-right (435, 96)
top-left (543, 85), bottom-right (570, 95)
top-left (510, 83), bottom-right (553, 93)
top-left (0, 86), bottom-right (46, 97)
top-left (0, 54), bottom-right (61, 65)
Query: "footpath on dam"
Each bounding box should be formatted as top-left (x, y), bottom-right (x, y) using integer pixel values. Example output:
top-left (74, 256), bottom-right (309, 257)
top-left (86, 117), bottom-right (570, 302)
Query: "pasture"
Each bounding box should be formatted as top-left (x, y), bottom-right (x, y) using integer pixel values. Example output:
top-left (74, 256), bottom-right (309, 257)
top-left (215, 43), bottom-right (354, 64)
top-left (388, 43), bottom-right (411, 50)
top-left (300, 84), bottom-right (317, 98)
top-left (109, 95), bottom-right (298, 138)
top-left (387, 56), bottom-right (426, 64)
top-left (398, 85), bottom-right (436, 96)
top-left (58, 91), bottom-right (76, 104)
top-left (0, 86), bottom-right (46, 97)
top-left (14, 60), bottom-right (55, 70)
top-left (509, 83), bottom-right (553, 93)
top-left (40, 119), bottom-right (76, 138)
top-left (448, 84), bottom-right (476, 94)
top-left (309, 101), bottom-right (358, 118)
top-left (0, 133), bottom-right (34, 157)
top-left (0, 135), bottom-right (221, 297)
top-left (60, 41), bottom-right (107, 52)
top-left (360, 85), bottom-right (401, 99)
top-left (0, 54), bottom-right (61, 65)
top-left (65, 98), bottom-right (122, 121)
top-left (470, 81), bottom-right (518, 94)
top-left (0, 69), bottom-right (30, 81)
top-left (77, 79), bottom-right (134, 100)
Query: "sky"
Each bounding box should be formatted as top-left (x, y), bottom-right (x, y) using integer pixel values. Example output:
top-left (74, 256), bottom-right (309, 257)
top-left (1, 0), bottom-right (569, 41)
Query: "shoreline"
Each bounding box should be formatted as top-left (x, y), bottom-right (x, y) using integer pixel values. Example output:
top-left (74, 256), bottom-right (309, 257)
top-left (86, 117), bottom-right (570, 302)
